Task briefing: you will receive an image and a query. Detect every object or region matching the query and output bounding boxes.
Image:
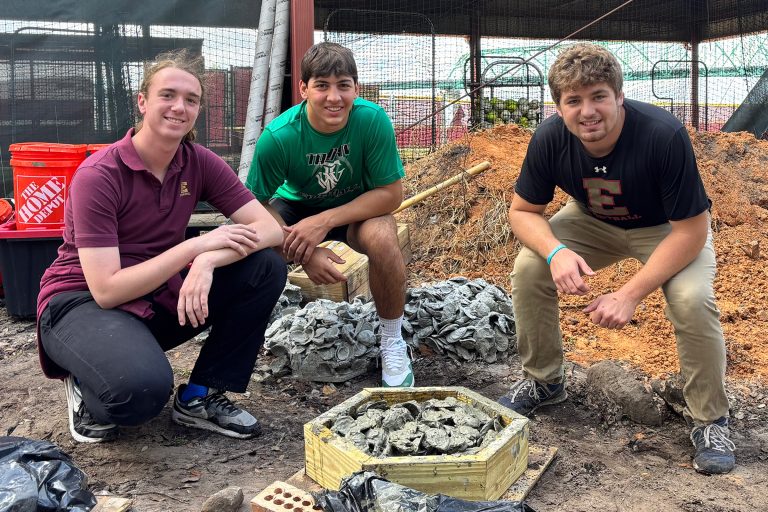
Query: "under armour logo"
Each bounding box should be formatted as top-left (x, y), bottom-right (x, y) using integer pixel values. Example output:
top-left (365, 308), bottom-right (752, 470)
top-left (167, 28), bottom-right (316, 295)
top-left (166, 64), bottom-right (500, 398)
top-left (594, 166), bottom-right (607, 174)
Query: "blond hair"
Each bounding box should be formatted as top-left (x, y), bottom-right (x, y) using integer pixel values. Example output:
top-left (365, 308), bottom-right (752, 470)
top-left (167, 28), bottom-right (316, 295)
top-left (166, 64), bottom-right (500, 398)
top-left (136, 49), bottom-right (205, 142)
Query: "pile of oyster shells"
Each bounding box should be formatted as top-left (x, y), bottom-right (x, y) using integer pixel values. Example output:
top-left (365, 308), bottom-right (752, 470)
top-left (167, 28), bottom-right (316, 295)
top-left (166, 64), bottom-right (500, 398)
top-left (402, 277), bottom-right (515, 363)
top-left (268, 280), bottom-right (303, 325)
top-left (263, 277), bottom-right (516, 382)
top-left (330, 397), bottom-right (506, 457)
top-left (265, 298), bottom-right (381, 382)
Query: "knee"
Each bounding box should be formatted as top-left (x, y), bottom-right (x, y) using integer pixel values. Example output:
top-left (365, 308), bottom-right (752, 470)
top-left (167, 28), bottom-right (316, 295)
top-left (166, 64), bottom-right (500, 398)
top-left (244, 249), bottom-right (288, 293)
top-left (99, 367), bottom-right (174, 426)
top-left (666, 283), bottom-right (716, 314)
top-left (353, 216), bottom-right (401, 261)
top-left (665, 284), bottom-right (719, 329)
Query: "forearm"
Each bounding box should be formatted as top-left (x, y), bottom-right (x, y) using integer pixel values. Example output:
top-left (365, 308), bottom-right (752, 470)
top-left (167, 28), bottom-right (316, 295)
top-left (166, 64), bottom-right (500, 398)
top-left (88, 217), bottom-right (283, 309)
top-left (262, 203), bottom-right (289, 260)
top-left (192, 216), bottom-right (283, 270)
top-left (85, 238), bottom-right (206, 308)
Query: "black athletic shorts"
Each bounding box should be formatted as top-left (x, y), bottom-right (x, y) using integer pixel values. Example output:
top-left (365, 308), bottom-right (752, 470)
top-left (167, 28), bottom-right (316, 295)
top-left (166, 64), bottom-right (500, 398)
top-left (269, 198), bottom-right (349, 243)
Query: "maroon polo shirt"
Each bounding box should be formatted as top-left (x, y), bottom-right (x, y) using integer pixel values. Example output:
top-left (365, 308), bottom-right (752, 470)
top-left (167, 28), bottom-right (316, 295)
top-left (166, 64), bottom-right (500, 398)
top-left (37, 129), bottom-right (254, 377)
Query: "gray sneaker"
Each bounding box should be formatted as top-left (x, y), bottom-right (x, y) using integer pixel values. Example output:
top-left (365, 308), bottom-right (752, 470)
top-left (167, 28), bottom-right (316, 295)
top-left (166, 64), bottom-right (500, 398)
top-left (64, 375), bottom-right (119, 443)
top-left (690, 417), bottom-right (735, 474)
top-left (172, 385), bottom-right (261, 439)
top-left (497, 378), bottom-right (567, 416)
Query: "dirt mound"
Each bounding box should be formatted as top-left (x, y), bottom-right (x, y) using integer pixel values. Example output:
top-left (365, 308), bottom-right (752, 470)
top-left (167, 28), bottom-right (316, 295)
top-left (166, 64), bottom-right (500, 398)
top-left (398, 125), bottom-right (768, 382)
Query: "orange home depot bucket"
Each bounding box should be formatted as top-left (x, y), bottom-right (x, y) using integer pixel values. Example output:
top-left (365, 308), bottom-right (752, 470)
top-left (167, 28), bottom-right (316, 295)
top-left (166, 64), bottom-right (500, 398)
top-left (10, 143), bottom-right (87, 230)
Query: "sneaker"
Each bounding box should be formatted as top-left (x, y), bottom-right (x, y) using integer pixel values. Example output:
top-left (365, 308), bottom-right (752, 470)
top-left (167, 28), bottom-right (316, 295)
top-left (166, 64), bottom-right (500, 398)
top-left (171, 385), bottom-right (261, 439)
top-left (63, 375), bottom-right (119, 443)
top-left (497, 378), bottom-right (567, 416)
top-left (690, 417), bottom-right (735, 474)
top-left (380, 337), bottom-right (415, 387)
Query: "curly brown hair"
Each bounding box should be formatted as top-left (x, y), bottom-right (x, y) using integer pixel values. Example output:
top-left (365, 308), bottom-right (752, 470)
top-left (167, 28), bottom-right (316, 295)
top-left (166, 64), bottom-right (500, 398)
top-left (136, 48), bottom-right (205, 142)
top-left (548, 43), bottom-right (623, 106)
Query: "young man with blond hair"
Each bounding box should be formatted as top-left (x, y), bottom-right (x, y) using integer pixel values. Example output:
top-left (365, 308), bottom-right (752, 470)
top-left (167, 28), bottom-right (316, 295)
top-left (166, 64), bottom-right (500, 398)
top-left (38, 50), bottom-right (286, 443)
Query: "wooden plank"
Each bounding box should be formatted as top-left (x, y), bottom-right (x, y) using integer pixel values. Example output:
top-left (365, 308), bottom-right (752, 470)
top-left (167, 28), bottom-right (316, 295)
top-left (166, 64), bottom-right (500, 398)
top-left (364, 459), bottom-right (487, 499)
top-left (93, 496), bottom-right (133, 512)
top-left (503, 444), bottom-right (559, 502)
top-left (304, 389), bottom-right (374, 490)
top-left (285, 468), bottom-right (324, 493)
top-left (288, 223), bottom-right (410, 303)
top-left (304, 418), bottom-right (373, 490)
top-left (339, 249), bottom-right (371, 300)
top-left (288, 444), bottom-right (556, 503)
top-left (483, 425), bottom-right (528, 499)
top-left (288, 242), bottom-right (365, 302)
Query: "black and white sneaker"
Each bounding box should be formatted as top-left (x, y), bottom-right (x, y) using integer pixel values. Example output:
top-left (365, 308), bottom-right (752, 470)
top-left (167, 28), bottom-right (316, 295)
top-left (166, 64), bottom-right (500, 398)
top-left (63, 375), bottom-right (119, 443)
top-left (497, 378), bottom-right (567, 416)
top-left (691, 417), bottom-right (735, 474)
top-left (171, 385), bottom-right (261, 439)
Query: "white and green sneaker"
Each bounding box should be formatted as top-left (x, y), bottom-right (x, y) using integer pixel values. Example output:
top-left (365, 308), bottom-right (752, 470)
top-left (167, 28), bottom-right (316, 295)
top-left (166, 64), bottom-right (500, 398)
top-left (380, 337), bottom-right (415, 388)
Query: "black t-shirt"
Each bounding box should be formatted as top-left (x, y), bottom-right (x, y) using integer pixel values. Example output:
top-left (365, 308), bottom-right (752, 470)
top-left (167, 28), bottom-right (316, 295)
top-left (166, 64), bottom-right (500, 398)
top-left (515, 99), bottom-right (709, 229)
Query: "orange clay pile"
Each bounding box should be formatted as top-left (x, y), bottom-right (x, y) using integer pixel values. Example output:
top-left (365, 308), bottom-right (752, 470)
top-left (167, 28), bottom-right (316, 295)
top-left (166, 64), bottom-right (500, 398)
top-left (397, 124), bottom-right (768, 383)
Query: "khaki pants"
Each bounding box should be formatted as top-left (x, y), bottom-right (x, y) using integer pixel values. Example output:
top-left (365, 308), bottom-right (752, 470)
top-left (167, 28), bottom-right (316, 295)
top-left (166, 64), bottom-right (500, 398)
top-left (511, 201), bottom-right (728, 424)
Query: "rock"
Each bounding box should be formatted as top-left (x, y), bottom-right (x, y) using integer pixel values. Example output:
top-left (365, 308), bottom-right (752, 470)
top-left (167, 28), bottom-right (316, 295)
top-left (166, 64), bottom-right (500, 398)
top-left (741, 240), bottom-right (760, 259)
top-left (586, 360), bottom-right (669, 426)
top-left (650, 373), bottom-right (687, 416)
top-left (201, 486), bottom-right (243, 512)
top-left (731, 430), bottom-right (763, 458)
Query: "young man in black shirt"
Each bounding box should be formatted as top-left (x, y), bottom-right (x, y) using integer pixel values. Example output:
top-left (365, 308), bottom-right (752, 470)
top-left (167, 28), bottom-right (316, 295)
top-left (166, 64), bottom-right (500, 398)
top-left (501, 43), bottom-right (734, 474)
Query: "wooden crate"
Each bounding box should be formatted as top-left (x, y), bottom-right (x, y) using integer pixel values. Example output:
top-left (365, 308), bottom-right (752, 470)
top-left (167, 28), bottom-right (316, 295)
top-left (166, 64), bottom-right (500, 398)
top-left (304, 386), bottom-right (529, 501)
top-left (288, 223), bottom-right (411, 303)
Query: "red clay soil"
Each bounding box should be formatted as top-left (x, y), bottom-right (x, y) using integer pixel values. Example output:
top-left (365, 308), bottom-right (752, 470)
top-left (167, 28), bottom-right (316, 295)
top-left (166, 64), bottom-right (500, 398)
top-left (398, 124), bottom-right (768, 383)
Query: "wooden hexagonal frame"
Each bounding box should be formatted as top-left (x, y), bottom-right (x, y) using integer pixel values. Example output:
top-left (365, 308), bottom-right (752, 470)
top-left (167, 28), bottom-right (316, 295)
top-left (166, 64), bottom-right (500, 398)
top-left (304, 386), bottom-right (529, 500)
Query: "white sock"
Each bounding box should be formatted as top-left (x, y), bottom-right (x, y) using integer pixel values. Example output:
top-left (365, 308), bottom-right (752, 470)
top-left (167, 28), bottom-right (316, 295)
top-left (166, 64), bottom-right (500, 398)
top-left (380, 316), bottom-right (404, 340)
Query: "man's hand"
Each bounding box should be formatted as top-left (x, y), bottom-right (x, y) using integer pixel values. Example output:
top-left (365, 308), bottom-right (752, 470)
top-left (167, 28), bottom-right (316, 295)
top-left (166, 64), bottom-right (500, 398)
top-left (177, 255), bottom-right (215, 327)
top-left (301, 247), bottom-right (347, 285)
top-left (583, 291), bottom-right (640, 329)
top-left (549, 248), bottom-right (595, 295)
top-left (283, 216), bottom-right (331, 264)
top-left (198, 224), bottom-right (260, 256)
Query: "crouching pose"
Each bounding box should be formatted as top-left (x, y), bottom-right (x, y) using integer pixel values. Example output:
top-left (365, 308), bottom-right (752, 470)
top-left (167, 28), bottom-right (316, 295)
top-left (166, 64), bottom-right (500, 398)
top-left (36, 50), bottom-right (286, 443)
top-left (246, 42), bottom-right (413, 387)
top-left (500, 43), bottom-right (734, 474)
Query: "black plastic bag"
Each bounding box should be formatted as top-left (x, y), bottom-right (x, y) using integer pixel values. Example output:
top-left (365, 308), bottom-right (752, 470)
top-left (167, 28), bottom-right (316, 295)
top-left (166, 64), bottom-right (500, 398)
top-left (315, 471), bottom-right (536, 512)
top-left (0, 436), bottom-right (97, 512)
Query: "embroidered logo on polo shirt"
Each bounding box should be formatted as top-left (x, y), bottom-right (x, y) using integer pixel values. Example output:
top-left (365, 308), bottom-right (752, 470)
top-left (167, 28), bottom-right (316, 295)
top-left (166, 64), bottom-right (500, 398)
top-left (180, 181), bottom-right (190, 197)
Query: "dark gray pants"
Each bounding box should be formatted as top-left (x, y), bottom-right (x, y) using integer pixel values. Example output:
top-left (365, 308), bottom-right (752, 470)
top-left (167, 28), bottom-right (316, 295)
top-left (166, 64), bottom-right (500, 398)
top-left (39, 250), bottom-right (286, 426)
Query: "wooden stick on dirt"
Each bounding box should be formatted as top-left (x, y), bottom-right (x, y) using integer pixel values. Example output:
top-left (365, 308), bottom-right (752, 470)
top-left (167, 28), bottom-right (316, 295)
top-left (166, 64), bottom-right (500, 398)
top-left (393, 160), bottom-right (492, 214)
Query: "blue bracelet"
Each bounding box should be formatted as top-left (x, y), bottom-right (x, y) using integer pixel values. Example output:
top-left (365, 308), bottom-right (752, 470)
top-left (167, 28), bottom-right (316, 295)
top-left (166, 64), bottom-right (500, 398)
top-left (546, 243), bottom-right (567, 265)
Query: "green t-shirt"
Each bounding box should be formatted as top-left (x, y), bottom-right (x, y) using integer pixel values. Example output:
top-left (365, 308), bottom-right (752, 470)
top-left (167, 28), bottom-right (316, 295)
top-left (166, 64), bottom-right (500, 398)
top-left (246, 97), bottom-right (405, 208)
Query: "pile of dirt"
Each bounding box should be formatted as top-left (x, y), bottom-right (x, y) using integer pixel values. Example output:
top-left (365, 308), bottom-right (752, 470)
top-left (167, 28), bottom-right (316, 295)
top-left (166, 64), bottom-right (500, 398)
top-left (398, 124), bottom-right (768, 382)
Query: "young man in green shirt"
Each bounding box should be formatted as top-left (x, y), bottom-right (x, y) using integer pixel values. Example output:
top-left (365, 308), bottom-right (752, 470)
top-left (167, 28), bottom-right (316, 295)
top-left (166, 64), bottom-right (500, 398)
top-left (246, 42), bottom-right (413, 387)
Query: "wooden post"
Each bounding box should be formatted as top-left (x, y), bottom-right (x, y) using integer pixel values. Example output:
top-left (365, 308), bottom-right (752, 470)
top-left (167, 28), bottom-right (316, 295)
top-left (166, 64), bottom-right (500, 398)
top-left (290, 0), bottom-right (314, 105)
top-left (393, 160), bottom-right (491, 214)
